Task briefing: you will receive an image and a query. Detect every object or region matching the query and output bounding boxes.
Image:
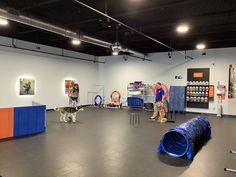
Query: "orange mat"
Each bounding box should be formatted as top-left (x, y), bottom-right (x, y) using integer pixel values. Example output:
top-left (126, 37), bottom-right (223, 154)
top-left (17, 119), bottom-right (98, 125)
top-left (0, 108), bottom-right (14, 140)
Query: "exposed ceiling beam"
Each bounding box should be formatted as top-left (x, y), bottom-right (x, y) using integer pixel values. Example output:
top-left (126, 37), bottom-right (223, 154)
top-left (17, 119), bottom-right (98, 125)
top-left (86, 8), bottom-right (236, 34)
top-left (72, 0), bottom-right (194, 59)
top-left (66, 0), bottom-right (192, 26)
top-left (17, 29), bottom-right (39, 35)
top-left (0, 8), bottom-right (146, 58)
top-left (125, 26), bottom-right (236, 44)
top-left (20, 0), bottom-right (62, 11)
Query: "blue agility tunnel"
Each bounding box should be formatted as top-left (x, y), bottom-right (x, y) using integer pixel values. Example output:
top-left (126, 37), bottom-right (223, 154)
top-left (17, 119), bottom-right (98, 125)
top-left (158, 116), bottom-right (211, 160)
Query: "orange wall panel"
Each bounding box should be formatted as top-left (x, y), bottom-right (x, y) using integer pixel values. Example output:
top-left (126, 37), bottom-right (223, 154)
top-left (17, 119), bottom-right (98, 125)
top-left (0, 108), bottom-right (14, 139)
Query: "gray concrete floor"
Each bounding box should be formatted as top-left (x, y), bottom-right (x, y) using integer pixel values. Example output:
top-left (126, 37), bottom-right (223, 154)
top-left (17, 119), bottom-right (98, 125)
top-left (1, 107), bottom-right (236, 177)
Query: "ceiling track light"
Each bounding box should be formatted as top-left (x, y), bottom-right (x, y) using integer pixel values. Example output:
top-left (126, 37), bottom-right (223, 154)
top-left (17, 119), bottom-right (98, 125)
top-left (196, 43), bottom-right (206, 50)
top-left (112, 42), bottom-right (122, 55)
top-left (72, 0), bottom-right (193, 60)
top-left (0, 17), bottom-right (8, 26)
top-left (112, 51), bottom-right (119, 56)
top-left (202, 50), bottom-right (206, 56)
top-left (71, 39), bottom-right (81, 45)
top-left (0, 8), bottom-right (146, 59)
top-left (176, 24), bottom-right (189, 34)
top-left (168, 52), bottom-right (172, 59)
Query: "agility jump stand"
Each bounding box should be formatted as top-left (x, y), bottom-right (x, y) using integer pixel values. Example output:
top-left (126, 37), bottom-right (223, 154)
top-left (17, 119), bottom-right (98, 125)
top-left (130, 113), bottom-right (140, 126)
top-left (224, 150), bottom-right (236, 173)
top-left (230, 150), bottom-right (236, 154)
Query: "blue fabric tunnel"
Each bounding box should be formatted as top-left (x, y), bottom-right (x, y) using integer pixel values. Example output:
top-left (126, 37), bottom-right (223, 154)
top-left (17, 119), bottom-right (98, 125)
top-left (158, 116), bottom-right (211, 160)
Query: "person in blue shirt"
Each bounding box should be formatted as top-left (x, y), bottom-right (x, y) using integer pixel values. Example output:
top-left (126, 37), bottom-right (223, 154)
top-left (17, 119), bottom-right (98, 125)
top-left (150, 82), bottom-right (165, 120)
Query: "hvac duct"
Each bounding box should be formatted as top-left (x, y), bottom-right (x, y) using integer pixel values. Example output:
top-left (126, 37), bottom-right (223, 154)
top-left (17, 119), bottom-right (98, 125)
top-left (0, 8), bottom-right (146, 58)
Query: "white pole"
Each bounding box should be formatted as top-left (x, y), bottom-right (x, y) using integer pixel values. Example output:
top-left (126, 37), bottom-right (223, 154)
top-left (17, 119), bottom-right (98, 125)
top-left (224, 168), bottom-right (236, 173)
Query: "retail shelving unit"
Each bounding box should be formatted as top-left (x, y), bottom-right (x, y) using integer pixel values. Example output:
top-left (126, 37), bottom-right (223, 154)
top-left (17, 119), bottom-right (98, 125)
top-left (186, 68), bottom-right (210, 109)
top-left (127, 81), bottom-right (154, 109)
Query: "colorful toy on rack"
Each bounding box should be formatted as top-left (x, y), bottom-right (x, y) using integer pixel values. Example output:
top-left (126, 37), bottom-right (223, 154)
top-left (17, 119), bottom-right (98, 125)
top-left (128, 81), bottom-right (145, 88)
top-left (186, 79), bottom-right (210, 108)
top-left (127, 81), bottom-right (145, 96)
top-left (107, 90), bottom-right (122, 108)
top-left (127, 81), bottom-right (154, 109)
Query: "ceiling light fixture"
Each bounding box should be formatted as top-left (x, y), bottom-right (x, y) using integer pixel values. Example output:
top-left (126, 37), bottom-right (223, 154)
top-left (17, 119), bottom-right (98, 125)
top-left (176, 24), bottom-right (189, 34)
top-left (112, 51), bottom-right (119, 56)
top-left (196, 43), bottom-right (206, 50)
top-left (0, 17), bottom-right (8, 26)
top-left (72, 0), bottom-right (194, 60)
top-left (71, 39), bottom-right (81, 45)
top-left (112, 42), bottom-right (122, 56)
top-left (168, 52), bottom-right (172, 59)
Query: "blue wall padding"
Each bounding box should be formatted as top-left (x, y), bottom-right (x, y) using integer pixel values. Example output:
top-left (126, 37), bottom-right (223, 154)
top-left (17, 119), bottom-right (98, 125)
top-left (14, 105), bottom-right (46, 137)
top-left (127, 97), bottom-right (144, 108)
top-left (36, 106), bottom-right (46, 133)
top-left (169, 86), bottom-right (186, 112)
top-left (169, 86), bottom-right (177, 111)
top-left (158, 116), bottom-right (211, 160)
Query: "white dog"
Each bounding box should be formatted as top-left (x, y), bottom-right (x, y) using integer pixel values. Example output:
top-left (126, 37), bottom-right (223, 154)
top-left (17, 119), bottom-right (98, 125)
top-left (54, 106), bottom-right (84, 123)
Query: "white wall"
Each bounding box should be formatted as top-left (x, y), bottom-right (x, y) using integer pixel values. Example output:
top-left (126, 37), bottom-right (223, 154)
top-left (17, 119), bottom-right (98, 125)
top-left (98, 47), bottom-right (236, 115)
top-left (1, 35), bottom-right (236, 115)
top-left (0, 38), bottom-right (99, 109)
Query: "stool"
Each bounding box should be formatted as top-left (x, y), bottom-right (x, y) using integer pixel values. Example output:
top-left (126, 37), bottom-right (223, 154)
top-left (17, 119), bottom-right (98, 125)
top-left (130, 113), bottom-right (140, 125)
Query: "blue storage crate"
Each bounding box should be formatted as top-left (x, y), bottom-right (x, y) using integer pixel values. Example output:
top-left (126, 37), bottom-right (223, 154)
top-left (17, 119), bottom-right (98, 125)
top-left (128, 97), bottom-right (144, 108)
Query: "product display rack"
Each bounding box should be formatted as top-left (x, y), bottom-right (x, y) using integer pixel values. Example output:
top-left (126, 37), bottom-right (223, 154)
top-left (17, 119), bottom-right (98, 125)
top-left (127, 81), bottom-right (154, 109)
top-left (186, 68), bottom-right (210, 109)
top-left (186, 82), bottom-right (209, 109)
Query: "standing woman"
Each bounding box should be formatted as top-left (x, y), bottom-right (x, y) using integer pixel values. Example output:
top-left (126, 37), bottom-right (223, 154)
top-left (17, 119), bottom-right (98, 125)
top-left (69, 83), bottom-right (80, 108)
top-left (68, 82), bottom-right (74, 106)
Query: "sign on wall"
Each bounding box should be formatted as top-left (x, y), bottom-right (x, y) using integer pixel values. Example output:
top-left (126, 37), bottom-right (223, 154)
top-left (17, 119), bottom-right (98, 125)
top-left (187, 68), bottom-right (210, 81)
top-left (175, 75), bottom-right (183, 80)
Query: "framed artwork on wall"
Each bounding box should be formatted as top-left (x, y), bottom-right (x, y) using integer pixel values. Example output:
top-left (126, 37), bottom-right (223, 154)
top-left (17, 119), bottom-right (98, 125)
top-left (65, 80), bottom-right (75, 94)
top-left (19, 78), bottom-right (35, 95)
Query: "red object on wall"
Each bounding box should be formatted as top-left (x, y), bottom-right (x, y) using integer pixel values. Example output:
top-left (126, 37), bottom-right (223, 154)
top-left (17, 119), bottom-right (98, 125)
top-left (209, 85), bottom-right (214, 101)
top-left (153, 84), bottom-right (169, 99)
top-left (0, 108), bottom-right (14, 140)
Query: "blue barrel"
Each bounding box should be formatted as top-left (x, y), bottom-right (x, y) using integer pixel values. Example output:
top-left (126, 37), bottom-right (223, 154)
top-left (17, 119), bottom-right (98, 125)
top-left (158, 116), bottom-right (211, 160)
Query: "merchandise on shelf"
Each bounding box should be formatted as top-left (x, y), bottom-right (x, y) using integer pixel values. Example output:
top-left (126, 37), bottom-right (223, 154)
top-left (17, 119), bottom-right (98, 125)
top-left (127, 81), bottom-right (154, 108)
top-left (186, 79), bottom-right (211, 108)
